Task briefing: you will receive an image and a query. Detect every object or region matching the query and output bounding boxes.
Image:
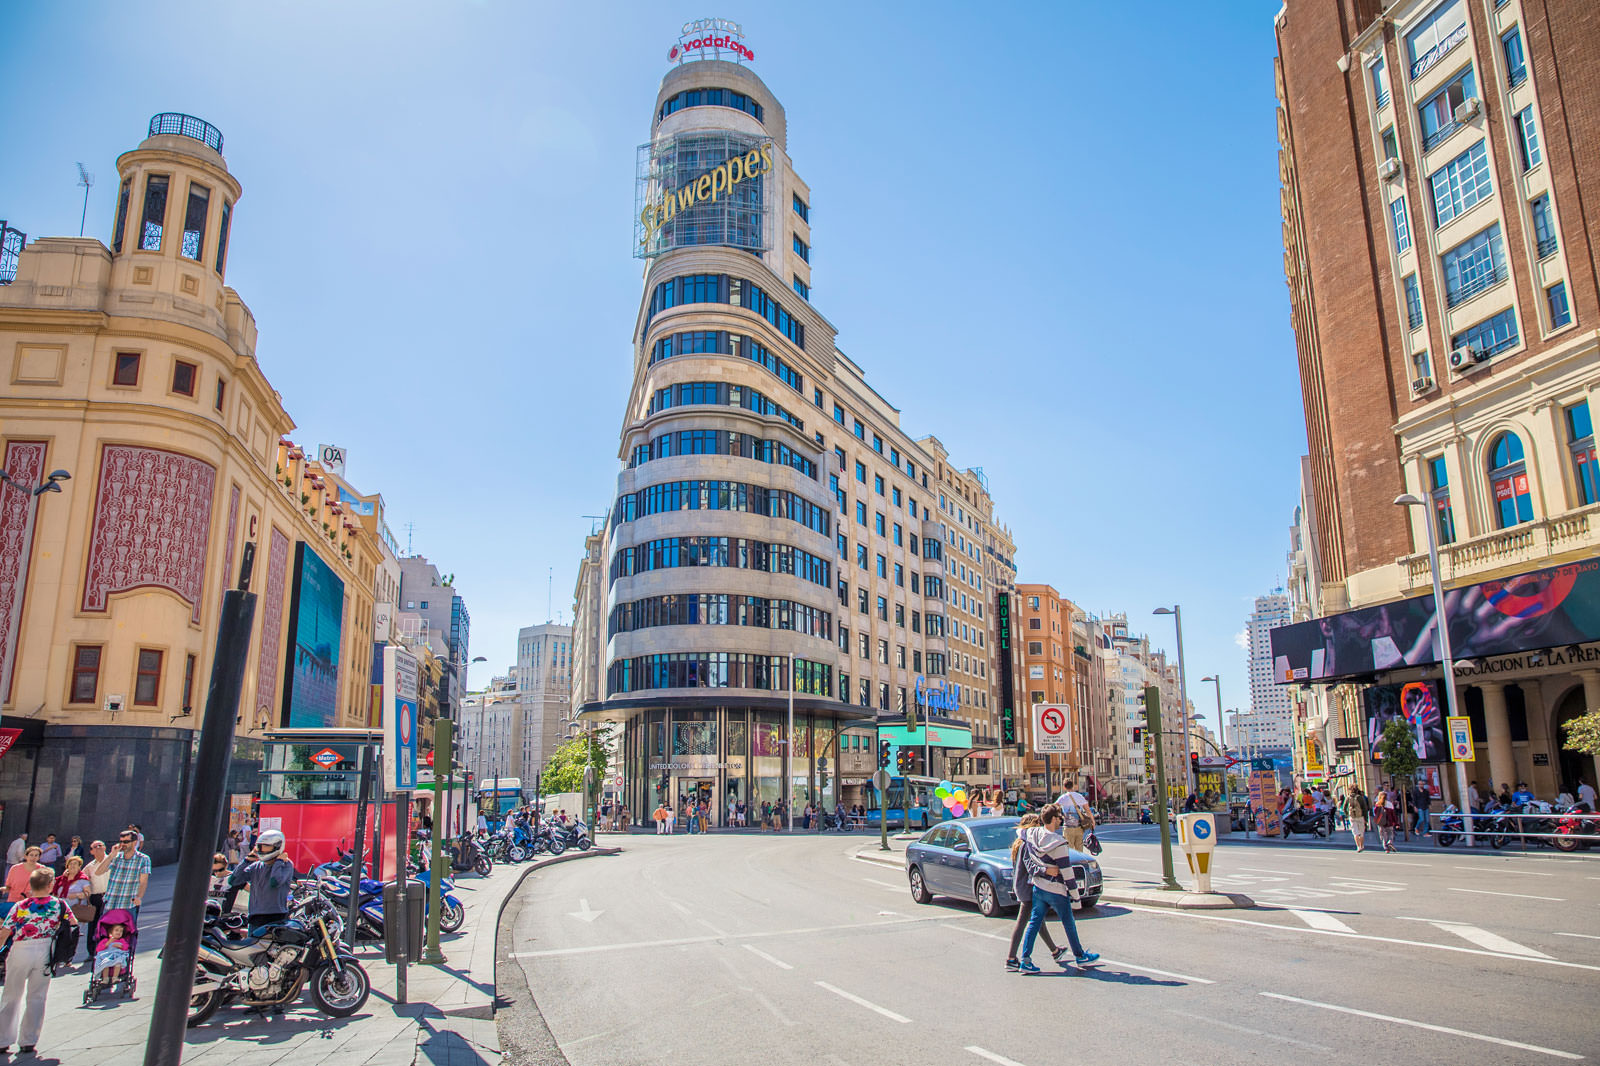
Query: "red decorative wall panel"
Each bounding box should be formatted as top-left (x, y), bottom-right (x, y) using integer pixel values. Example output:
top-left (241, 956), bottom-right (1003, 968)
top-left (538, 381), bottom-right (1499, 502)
top-left (0, 441), bottom-right (48, 703)
top-left (256, 527), bottom-right (290, 723)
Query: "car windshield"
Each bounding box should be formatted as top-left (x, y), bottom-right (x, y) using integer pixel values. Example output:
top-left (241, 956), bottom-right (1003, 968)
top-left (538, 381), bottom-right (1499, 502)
top-left (969, 823), bottom-right (1018, 855)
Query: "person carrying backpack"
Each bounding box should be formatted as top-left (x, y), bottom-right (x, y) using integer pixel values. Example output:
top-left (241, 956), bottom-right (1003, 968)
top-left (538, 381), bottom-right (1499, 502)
top-left (1343, 784), bottom-right (1371, 853)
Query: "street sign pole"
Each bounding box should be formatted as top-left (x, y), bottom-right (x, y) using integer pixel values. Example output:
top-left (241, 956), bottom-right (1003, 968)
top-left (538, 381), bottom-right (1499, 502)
top-left (1147, 686), bottom-right (1181, 891)
top-left (873, 767), bottom-right (891, 852)
top-left (423, 718), bottom-right (452, 965)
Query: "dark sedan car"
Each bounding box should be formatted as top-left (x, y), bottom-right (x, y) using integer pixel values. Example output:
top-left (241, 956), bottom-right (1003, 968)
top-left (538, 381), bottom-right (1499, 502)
top-left (904, 815), bottom-right (1102, 917)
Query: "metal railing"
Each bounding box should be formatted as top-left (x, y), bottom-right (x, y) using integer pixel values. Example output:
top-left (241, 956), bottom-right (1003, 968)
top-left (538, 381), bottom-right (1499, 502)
top-left (147, 112), bottom-right (224, 153)
top-left (1537, 235), bottom-right (1559, 259)
top-left (1445, 264), bottom-right (1506, 307)
top-left (1422, 120), bottom-right (1462, 152)
top-left (1509, 68), bottom-right (1527, 89)
top-left (0, 221), bottom-right (23, 285)
top-left (1427, 807), bottom-right (1600, 851)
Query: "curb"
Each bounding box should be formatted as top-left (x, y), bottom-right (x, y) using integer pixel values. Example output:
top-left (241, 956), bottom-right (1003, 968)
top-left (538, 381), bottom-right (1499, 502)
top-left (852, 849), bottom-right (902, 871)
top-left (1100, 886), bottom-right (1256, 910)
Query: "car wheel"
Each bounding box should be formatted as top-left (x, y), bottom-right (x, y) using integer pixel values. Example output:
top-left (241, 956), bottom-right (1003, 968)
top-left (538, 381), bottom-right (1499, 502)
top-left (975, 876), bottom-right (1000, 918)
top-left (1077, 893), bottom-right (1100, 911)
top-left (908, 866), bottom-right (932, 904)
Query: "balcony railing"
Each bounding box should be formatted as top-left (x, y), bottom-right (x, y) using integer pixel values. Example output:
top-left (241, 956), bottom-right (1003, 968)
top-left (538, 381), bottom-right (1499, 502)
top-left (147, 112), bottom-right (224, 154)
top-left (1537, 235), bottom-right (1559, 259)
top-left (1509, 68), bottom-right (1527, 89)
top-left (1375, 89), bottom-right (1391, 109)
top-left (1445, 264), bottom-right (1506, 307)
top-left (1422, 120), bottom-right (1462, 152)
top-left (1402, 504), bottom-right (1600, 586)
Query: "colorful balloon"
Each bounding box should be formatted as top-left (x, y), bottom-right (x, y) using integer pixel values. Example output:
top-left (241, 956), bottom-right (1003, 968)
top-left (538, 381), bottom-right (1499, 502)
top-left (951, 803), bottom-right (966, 816)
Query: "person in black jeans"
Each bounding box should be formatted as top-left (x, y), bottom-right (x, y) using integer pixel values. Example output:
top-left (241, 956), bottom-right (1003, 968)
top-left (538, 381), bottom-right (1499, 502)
top-left (1004, 814), bottom-right (1060, 971)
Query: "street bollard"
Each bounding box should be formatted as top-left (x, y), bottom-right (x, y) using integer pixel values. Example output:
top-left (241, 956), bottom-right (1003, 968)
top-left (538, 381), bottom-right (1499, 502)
top-left (1176, 813), bottom-right (1217, 894)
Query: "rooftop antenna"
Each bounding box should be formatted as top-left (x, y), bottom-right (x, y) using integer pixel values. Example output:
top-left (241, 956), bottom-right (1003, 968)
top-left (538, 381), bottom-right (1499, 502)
top-left (75, 163), bottom-right (94, 237)
top-left (403, 522), bottom-right (415, 556)
top-left (547, 567), bottom-right (553, 623)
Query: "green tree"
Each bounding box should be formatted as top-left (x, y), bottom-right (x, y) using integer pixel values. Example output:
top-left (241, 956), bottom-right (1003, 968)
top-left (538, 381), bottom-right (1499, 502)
top-left (1561, 711), bottom-right (1600, 757)
top-left (542, 729), bottom-right (612, 793)
top-left (1376, 719), bottom-right (1421, 840)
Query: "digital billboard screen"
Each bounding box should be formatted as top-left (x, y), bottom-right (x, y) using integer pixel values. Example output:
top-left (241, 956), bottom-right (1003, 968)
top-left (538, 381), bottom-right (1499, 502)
top-left (1270, 559), bottom-right (1600, 684)
top-left (281, 542), bottom-right (345, 728)
top-left (1363, 680), bottom-right (1448, 763)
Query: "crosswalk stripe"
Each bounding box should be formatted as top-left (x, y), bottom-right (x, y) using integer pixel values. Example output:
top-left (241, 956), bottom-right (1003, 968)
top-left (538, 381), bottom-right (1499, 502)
top-left (1288, 909), bottom-right (1356, 933)
top-left (1396, 917), bottom-right (1551, 958)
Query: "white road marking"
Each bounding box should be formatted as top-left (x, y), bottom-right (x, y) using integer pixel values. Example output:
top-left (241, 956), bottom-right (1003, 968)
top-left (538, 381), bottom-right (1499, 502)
top-left (1166, 1009), bottom-right (1333, 1052)
top-left (698, 918), bottom-right (730, 937)
top-left (863, 878), bottom-right (904, 891)
top-left (1453, 865), bottom-right (1554, 876)
top-left (877, 910), bottom-right (902, 916)
top-left (1406, 920), bottom-right (1551, 958)
top-left (510, 915), bottom-right (927, 958)
top-left (966, 1047), bottom-right (1029, 1066)
top-left (567, 898), bottom-right (603, 922)
top-left (939, 922), bottom-right (1214, 984)
top-left (1287, 909), bottom-right (1356, 933)
top-left (1555, 931), bottom-right (1600, 941)
top-left (742, 944), bottom-right (793, 970)
top-left (1120, 904), bottom-right (1600, 973)
top-left (1260, 992), bottom-right (1583, 1060)
top-left (1351, 858), bottom-right (1430, 867)
top-left (814, 981), bottom-right (910, 1023)
top-left (1449, 887), bottom-right (1565, 902)
top-left (1238, 865), bottom-right (1300, 875)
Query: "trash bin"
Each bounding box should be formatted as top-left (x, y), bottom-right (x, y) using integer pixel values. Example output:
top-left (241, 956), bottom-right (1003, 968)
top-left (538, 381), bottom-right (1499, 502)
top-left (383, 879), bottom-right (425, 964)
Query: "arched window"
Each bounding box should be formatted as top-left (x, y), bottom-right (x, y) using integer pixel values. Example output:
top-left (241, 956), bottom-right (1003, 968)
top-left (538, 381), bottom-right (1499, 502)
top-left (1488, 432), bottom-right (1533, 528)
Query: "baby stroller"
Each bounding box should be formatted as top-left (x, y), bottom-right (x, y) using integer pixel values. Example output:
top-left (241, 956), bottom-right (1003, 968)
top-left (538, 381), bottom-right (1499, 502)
top-left (83, 908), bottom-right (137, 1003)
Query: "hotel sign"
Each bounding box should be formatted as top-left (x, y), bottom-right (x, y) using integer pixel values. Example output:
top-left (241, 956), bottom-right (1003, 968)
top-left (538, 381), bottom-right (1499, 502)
top-left (638, 141), bottom-right (774, 253)
top-left (997, 592), bottom-right (1016, 745)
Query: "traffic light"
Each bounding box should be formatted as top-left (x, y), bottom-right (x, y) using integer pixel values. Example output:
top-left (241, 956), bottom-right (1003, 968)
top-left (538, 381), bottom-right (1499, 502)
top-left (879, 740), bottom-right (891, 769)
top-left (1132, 727), bottom-right (1143, 744)
top-left (896, 748), bottom-right (911, 774)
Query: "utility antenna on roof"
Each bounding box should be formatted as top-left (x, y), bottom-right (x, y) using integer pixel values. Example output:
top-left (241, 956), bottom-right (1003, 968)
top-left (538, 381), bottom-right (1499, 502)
top-left (75, 163), bottom-right (94, 237)
top-left (547, 567), bottom-right (553, 623)
top-left (403, 522), bottom-right (416, 556)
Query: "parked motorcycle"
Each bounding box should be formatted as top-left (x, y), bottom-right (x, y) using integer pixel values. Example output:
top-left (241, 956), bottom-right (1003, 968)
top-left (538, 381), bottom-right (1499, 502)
top-left (555, 820), bottom-right (593, 852)
top-left (1434, 804), bottom-right (1464, 847)
top-left (1552, 803), bottom-right (1596, 852)
top-left (188, 908), bottom-right (369, 1026)
top-left (1280, 806), bottom-right (1329, 839)
top-left (448, 832), bottom-right (493, 876)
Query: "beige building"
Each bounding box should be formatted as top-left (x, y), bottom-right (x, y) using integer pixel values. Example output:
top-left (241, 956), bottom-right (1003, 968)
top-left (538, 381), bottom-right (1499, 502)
top-left (0, 114), bottom-right (385, 861)
top-left (515, 622), bottom-right (572, 784)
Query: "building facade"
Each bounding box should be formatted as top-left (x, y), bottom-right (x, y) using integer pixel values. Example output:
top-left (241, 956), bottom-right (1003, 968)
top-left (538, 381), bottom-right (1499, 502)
top-left (515, 622), bottom-right (572, 783)
top-left (398, 556), bottom-right (469, 721)
top-left (459, 676), bottom-right (519, 786)
top-left (1242, 592), bottom-right (1294, 750)
top-left (582, 42), bottom-right (1011, 825)
top-left (1274, 0), bottom-right (1600, 800)
top-left (0, 115), bottom-right (385, 860)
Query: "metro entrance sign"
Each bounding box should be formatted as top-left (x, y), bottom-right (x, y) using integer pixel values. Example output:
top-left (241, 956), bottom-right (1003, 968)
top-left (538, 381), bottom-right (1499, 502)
top-left (1032, 704), bottom-right (1071, 754)
top-left (381, 645), bottom-right (420, 793)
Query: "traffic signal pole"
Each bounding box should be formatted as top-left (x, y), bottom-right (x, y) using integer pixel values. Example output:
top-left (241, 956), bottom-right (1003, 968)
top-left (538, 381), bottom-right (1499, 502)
top-left (1147, 686), bottom-right (1181, 891)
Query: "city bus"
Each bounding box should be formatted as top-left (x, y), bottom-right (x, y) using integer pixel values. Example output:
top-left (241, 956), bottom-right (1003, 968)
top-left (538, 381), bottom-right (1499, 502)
top-left (477, 778), bottom-right (523, 826)
top-left (862, 775), bottom-right (940, 830)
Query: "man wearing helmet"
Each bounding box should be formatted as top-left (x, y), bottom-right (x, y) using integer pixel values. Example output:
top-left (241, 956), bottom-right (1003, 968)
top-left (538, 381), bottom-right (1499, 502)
top-left (223, 829), bottom-right (296, 929)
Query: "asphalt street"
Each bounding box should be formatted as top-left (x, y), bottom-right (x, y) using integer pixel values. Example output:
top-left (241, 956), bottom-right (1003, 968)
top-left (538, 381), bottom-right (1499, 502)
top-left (500, 827), bottom-right (1600, 1066)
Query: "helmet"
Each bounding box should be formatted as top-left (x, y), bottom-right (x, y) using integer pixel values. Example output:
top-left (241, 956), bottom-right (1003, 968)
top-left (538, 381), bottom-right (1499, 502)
top-left (255, 829), bottom-right (286, 858)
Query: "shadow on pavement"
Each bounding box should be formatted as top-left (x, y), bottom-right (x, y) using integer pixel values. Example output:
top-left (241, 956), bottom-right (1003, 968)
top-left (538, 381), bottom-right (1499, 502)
top-left (1023, 967), bottom-right (1185, 988)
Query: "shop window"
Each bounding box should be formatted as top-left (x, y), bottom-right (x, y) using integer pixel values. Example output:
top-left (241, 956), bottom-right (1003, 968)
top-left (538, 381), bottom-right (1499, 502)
top-left (70, 645), bottom-right (102, 705)
top-left (134, 648), bottom-right (163, 706)
top-left (1487, 432), bottom-right (1533, 528)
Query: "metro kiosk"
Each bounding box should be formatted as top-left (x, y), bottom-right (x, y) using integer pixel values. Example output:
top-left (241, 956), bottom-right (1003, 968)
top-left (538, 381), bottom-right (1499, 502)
top-left (256, 727), bottom-right (402, 877)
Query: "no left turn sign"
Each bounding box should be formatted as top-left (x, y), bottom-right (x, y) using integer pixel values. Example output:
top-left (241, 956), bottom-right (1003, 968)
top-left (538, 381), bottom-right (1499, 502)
top-left (1032, 703), bottom-right (1072, 755)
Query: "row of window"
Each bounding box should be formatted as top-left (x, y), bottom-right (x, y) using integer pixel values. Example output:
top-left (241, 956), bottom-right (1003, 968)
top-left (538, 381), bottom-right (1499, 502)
top-left (648, 330), bottom-right (803, 393)
top-left (69, 644), bottom-right (197, 710)
top-left (657, 86), bottom-right (764, 124)
top-left (1426, 400), bottom-right (1598, 543)
top-left (648, 380), bottom-right (804, 431)
top-left (608, 594), bottom-right (832, 639)
top-left (644, 273), bottom-right (805, 349)
top-left (629, 430), bottom-right (817, 479)
top-left (613, 480), bottom-right (831, 536)
top-left (835, 578), bottom-right (946, 637)
top-left (827, 405), bottom-right (924, 484)
top-left (609, 536), bottom-right (832, 587)
top-left (607, 653), bottom-right (832, 696)
top-left (112, 172), bottom-right (233, 277)
top-left (110, 350), bottom-right (228, 412)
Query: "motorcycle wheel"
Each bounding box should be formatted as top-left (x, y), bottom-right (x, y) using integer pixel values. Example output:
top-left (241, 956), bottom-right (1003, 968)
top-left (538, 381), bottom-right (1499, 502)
top-left (577, 838), bottom-right (592, 852)
top-left (508, 845), bottom-right (529, 863)
top-left (1491, 833), bottom-right (1508, 850)
top-left (1436, 833), bottom-right (1456, 847)
top-left (547, 839), bottom-right (566, 857)
top-left (311, 960), bottom-right (371, 1018)
top-left (440, 899), bottom-right (466, 934)
top-left (1552, 834), bottom-right (1580, 852)
top-left (187, 969), bottom-right (222, 1027)
top-left (474, 856), bottom-right (492, 876)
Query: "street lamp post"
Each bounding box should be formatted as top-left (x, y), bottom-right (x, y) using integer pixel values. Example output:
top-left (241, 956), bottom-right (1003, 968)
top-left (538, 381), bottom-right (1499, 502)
top-left (1394, 493), bottom-right (1473, 845)
top-left (0, 468), bottom-right (70, 708)
top-left (1153, 606), bottom-right (1195, 798)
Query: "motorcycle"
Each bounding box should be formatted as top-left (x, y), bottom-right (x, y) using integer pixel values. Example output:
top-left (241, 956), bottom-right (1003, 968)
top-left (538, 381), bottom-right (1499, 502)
top-left (1280, 806), bottom-right (1329, 839)
top-left (1552, 803), bottom-right (1596, 852)
top-left (531, 822), bottom-right (566, 857)
top-left (555, 820), bottom-right (593, 852)
top-left (448, 832), bottom-right (493, 876)
top-left (1434, 804), bottom-right (1464, 847)
top-left (188, 908), bottom-right (369, 1026)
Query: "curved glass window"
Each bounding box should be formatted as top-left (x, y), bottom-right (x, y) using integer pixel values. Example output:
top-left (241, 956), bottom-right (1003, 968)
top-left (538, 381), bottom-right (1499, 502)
top-left (649, 380), bottom-right (803, 430)
top-left (630, 429), bottom-right (816, 478)
top-left (645, 273), bottom-right (805, 350)
top-left (610, 536), bottom-right (830, 588)
top-left (648, 330), bottom-right (802, 393)
top-left (614, 480), bottom-right (831, 536)
top-left (1488, 432), bottom-right (1533, 528)
top-left (608, 653), bottom-right (831, 697)
top-left (658, 87), bottom-right (764, 124)
top-left (609, 594), bottom-right (831, 639)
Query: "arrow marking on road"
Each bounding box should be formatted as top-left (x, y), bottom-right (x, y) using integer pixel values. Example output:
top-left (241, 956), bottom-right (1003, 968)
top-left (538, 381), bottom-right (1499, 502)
top-left (1394, 918), bottom-right (1551, 958)
top-left (1260, 993), bottom-right (1583, 1060)
top-left (568, 898), bottom-right (604, 922)
top-left (1287, 909), bottom-right (1356, 933)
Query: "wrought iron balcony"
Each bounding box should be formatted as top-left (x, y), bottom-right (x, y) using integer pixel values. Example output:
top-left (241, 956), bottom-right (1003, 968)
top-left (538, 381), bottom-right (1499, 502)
top-left (147, 113), bottom-right (224, 154)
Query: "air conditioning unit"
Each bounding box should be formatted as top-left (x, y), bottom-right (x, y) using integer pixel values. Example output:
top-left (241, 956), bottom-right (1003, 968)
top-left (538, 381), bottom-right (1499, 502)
top-left (1378, 157), bottom-right (1402, 180)
top-left (1454, 96), bottom-right (1483, 123)
top-left (1410, 375), bottom-right (1435, 394)
top-left (1447, 346), bottom-right (1489, 373)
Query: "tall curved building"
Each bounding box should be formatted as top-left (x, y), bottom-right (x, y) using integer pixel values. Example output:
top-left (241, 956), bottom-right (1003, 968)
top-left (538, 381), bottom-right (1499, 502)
top-left (590, 30), bottom-right (1017, 824)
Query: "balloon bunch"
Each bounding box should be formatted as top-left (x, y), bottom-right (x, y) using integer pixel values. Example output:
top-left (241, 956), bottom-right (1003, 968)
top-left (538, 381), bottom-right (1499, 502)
top-left (934, 780), bottom-right (969, 817)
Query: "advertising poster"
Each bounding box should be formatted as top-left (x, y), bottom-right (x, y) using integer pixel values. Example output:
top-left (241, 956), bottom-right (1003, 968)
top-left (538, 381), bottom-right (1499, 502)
top-left (228, 794), bottom-right (254, 833)
top-left (1304, 733), bottom-right (1326, 779)
top-left (1363, 681), bottom-right (1447, 763)
top-left (1270, 558), bottom-right (1600, 683)
top-left (1421, 766), bottom-right (1442, 799)
top-left (281, 542), bottom-right (346, 728)
top-left (1249, 770), bottom-right (1281, 836)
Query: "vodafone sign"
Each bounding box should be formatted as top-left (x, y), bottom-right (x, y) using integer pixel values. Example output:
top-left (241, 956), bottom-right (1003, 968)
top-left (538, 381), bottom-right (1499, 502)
top-left (669, 18), bottom-right (755, 64)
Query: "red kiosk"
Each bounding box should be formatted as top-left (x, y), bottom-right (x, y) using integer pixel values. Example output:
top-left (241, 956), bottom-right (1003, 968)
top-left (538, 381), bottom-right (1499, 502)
top-left (256, 727), bottom-right (404, 878)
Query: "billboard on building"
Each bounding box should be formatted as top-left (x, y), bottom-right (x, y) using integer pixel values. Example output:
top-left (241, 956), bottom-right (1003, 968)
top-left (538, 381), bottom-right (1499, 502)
top-left (636, 130), bottom-right (773, 259)
top-left (1363, 681), bottom-right (1448, 763)
top-left (280, 542), bottom-right (345, 728)
top-left (1270, 559), bottom-right (1600, 684)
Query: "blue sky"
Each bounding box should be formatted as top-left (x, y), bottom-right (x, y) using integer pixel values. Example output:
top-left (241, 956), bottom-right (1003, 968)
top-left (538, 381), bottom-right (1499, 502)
top-left (3, 1), bottom-right (1302, 742)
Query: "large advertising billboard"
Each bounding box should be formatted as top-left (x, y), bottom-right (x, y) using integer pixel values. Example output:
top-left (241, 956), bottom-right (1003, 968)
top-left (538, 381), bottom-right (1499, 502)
top-left (1270, 559), bottom-right (1600, 684)
top-left (636, 130), bottom-right (773, 259)
top-left (1363, 681), bottom-right (1448, 763)
top-left (280, 542), bottom-right (345, 728)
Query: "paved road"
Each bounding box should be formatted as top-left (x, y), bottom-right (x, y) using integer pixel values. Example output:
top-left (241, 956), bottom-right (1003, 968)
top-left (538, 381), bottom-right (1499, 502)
top-left (501, 830), bottom-right (1600, 1065)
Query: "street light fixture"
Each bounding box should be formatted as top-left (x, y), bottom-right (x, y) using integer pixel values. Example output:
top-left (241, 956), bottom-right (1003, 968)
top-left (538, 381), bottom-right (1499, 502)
top-left (1394, 492), bottom-right (1473, 845)
top-left (1153, 607), bottom-right (1195, 796)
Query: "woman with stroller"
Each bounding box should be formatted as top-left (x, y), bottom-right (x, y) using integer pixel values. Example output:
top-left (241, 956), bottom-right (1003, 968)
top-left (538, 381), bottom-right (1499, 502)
top-left (0, 867), bottom-right (78, 1054)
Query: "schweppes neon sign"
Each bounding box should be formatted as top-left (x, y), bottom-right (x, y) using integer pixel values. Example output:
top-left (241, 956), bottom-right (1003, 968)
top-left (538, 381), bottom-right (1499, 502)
top-left (639, 141), bottom-right (774, 251)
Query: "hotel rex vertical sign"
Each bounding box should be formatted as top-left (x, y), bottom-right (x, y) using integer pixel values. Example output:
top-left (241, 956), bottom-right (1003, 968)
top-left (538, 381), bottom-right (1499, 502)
top-left (997, 592), bottom-right (1016, 746)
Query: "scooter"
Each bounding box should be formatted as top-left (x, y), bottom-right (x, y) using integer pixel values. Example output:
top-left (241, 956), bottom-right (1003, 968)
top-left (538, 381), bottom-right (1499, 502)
top-left (448, 832), bottom-right (493, 876)
top-left (1280, 807), bottom-right (1329, 839)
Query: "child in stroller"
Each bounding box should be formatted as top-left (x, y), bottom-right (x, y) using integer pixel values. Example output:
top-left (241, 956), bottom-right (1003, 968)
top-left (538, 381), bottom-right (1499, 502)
top-left (84, 909), bottom-right (136, 1003)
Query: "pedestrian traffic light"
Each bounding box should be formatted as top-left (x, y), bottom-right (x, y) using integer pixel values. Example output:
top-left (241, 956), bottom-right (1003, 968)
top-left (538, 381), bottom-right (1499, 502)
top-left (879, 740), bottom-right (891, 769)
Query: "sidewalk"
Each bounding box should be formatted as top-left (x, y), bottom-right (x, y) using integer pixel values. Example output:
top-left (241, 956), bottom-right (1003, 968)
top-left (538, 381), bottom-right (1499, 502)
top-left (21, 846), bottom-right (616, 1066)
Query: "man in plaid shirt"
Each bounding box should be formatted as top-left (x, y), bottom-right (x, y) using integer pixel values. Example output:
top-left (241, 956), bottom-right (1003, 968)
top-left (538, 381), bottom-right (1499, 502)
top-left (102, 831), bottom-right (150, 920)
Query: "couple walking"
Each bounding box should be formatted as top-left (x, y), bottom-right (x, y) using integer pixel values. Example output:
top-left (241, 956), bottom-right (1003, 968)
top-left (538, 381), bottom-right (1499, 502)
top-left (1005, 804), bottom-right (1099, 974)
